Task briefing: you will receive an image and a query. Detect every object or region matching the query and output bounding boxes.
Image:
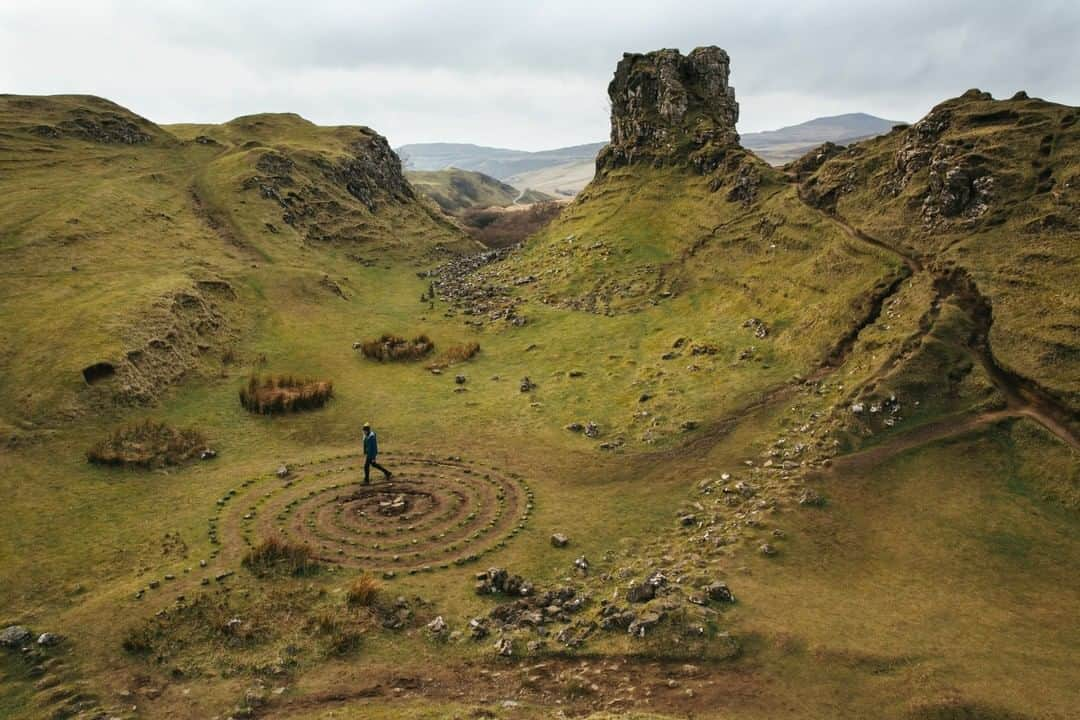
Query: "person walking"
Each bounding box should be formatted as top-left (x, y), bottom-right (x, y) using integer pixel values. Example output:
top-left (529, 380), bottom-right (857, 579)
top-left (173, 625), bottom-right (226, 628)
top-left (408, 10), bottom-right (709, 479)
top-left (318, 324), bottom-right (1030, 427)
top-left (362, 422), bottom-right (392, 484)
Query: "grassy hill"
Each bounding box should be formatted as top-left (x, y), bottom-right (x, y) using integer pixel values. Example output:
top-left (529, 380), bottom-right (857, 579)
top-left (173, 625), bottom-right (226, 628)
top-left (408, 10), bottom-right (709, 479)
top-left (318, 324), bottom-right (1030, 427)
top-left (0, 82), bottom-right (1076, 720)
top-left (405, 167), bottom-right (553, 215)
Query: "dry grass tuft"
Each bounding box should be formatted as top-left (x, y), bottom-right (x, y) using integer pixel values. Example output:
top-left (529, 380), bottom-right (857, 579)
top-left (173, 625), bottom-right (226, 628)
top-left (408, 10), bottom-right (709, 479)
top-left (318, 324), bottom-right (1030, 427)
top-left (345, 575), bottom-right (382, 607)
top-left (87, 420), bottom-right (206, 468)
top-left (427, 341), bottom-right (481, 370)
top-left (239, 374), bottom-right (333, 414)
top-left (242, 536), bottom-right (319, 577)
top-left (359, 334), bottom-right (435, 362)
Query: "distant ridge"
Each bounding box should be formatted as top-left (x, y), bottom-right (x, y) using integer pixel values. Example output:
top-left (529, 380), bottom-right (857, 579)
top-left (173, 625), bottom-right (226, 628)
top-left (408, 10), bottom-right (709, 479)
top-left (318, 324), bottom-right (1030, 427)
top-left (395, 142), bottom-right (605, 180)
top-left (398, 112), bottom-right (904, 196)
top-left (741, 112), bottom-right (904, 164)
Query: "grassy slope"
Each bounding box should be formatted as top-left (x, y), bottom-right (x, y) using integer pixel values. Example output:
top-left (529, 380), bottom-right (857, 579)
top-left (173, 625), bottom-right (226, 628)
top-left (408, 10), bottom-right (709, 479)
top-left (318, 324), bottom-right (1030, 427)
top-left (0, 93), bottom-right (1076, 720)
top-left (405, 167), bottom-right (553, 214)
top-left (802, 92), bottom-right (1080, 414)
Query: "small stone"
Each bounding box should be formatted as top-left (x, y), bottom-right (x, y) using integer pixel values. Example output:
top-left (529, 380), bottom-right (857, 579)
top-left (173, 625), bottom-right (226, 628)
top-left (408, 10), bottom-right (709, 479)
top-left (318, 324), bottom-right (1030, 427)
top-left (679, 514), bottom-right (697, 527)
top-left (276, 464), bottom-right (290, 478)
top-left (0, 626), bottom-right (32, 648)
top-left (426, 616), bottom-right (448, 636)
top-left (759, 543), bottom-right (777, 557)
top-left (628, 611), bottom-right (663, 637)
top-left (704, 582), bottom-right (735, 603)
top-left (551, 533), bottom-right (570, 548)
top-left (493, 637), bottom-right (513, 657)
top-left (200, 448), bottom-right (217, 460)
top-left (455, 375), bottom-right (467, 385)
top-left (626, 582), bottom-right (656, 604)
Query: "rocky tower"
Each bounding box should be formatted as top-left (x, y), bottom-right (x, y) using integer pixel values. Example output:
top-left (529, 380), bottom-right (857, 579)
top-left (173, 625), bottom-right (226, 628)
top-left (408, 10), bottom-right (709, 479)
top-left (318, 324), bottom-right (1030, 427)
top-left (599, 46), bottom-right (741, 172)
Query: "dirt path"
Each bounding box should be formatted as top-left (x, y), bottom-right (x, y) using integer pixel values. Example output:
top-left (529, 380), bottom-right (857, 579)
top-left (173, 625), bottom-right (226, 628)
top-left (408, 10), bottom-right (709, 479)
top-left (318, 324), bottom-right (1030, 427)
top-left (808, 203), bottom-right (1078, 452)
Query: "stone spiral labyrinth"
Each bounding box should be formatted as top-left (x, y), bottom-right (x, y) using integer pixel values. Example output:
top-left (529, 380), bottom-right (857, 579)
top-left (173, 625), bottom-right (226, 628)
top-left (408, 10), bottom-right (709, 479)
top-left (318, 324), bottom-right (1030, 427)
top-left (209, 452), bottom-right (533, 576)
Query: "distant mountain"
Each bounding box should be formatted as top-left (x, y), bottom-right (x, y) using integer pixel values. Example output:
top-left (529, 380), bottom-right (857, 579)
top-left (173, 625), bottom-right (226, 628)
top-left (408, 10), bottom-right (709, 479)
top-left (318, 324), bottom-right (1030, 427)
top-left (396, 142), bottom-right (606, 181)
top-left (399, 113), bottom-right (904, 197)
top-left (741, 112), bottom-right (904, 165)
top-left (405, 167), bottom-right (554, 215)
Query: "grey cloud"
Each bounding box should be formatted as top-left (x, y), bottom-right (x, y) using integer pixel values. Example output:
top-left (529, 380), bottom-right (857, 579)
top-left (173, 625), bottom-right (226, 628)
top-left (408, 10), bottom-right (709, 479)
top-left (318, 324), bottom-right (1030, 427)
top-left (1, 0), bottom-right (1077, 149)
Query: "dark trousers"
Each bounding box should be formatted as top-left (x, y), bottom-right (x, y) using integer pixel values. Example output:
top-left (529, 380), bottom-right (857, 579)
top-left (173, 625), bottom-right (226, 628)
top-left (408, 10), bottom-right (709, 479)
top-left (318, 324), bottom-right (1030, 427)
top-left (364, 456), bottom-right (390, 482)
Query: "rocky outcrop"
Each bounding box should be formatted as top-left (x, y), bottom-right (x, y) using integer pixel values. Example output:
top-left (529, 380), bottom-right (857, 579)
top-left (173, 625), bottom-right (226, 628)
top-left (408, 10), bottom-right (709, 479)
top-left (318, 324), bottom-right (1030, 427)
top-left (243, 129), bottom-right (415, 244)
top-left (598, 46), bottom-right (740, 174)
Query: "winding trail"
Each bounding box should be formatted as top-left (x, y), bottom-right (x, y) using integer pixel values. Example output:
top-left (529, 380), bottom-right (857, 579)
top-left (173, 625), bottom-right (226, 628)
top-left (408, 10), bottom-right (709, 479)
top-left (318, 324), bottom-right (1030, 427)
top-left (812, 205), bottom-right (1079, 452)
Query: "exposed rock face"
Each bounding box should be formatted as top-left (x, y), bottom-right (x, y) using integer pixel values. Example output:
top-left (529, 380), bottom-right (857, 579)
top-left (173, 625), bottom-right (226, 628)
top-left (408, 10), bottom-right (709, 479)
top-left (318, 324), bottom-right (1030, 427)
top-left (599, 47), bottom-right (740, 173)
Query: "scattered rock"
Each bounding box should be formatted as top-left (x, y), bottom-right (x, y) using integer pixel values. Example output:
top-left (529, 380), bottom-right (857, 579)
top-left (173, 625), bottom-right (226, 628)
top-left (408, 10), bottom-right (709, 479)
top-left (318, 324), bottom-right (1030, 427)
top-left (705, 582), bottom-right (735, 603)
top-left (276, 464), bottom-right (290, 479)
top-left (0, 626), bottom-right (32, 648)
top-left (584, 422), bottom-right (600, 438)
top-left (426, 616), bottom-right (448, 637)
top-left (550, 533), bottom-right (570, 548)
top-left (199, 448), bottom-right (217, 460)
top-left (628, 611), bottom-right (663, 637)
top-left (759, 543), bottom-right (777, 557)
top-left (520, 377), bottom-right (536, 392)
top-left (455, 375), bottom-right (467, 385)
top-left (474, 567), bottom-right (533, 596)
top-left (493, 637), bottom-right (513, 657)
top-left (468, 617), bottom-right (489, 640)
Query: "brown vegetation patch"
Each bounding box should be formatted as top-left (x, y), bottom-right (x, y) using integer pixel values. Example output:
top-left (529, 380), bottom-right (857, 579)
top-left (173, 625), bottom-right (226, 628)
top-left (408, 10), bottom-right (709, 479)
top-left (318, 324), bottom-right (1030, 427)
top-left (239, 374), bottom-right (333, 414)
top-left (461, 201), bottom-right (563, 248)
top-left (359, 334), bottom-right (435, 362)
top-left (242, 536), bottom-right (320, 577)
top-left (346, 576), bottom-right (382, 607)
top-left (427, 341), bottom-right (481, 370)
top-left (87, 420), bottom-right (206, 468)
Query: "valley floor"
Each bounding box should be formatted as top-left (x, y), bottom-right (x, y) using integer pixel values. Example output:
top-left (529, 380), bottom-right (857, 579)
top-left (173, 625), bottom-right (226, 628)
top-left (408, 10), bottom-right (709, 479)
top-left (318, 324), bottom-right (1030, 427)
top-left (1, 152), bottom-right (1077, 720)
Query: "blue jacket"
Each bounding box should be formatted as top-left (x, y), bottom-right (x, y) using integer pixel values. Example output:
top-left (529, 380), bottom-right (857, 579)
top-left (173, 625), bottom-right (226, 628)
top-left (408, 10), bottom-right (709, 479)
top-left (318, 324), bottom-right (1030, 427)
top-left (363, 431), bottom-right (378, 458)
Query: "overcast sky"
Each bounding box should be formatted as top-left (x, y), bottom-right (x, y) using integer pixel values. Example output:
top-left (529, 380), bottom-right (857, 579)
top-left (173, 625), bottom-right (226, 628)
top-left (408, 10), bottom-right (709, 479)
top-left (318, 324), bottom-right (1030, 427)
top-left (2, 1), bottom-right (1078, 150)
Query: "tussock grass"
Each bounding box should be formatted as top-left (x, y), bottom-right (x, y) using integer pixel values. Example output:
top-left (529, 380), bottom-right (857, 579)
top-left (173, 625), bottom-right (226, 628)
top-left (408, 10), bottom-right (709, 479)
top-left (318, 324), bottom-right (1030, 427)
top-left (345, 575), bottom-right (382, 607)
top-left (427, 341), bottom-right (481, 370)
top-left (87, 420), bottom-right (206, 468)
top-left (238, 374), bottom-right (333, 414)
top-left (359, 333), bottom-right (435, 362)
top-left (242, 536), bottom-right (319, 577)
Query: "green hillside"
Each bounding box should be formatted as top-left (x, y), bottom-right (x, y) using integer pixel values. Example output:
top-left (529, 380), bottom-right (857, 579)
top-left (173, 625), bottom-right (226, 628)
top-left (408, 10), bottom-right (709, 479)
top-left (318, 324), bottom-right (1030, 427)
top-left (405, 167), bottom-right (553, 215)
top-left (0, 60), bottom-right (1076, 720)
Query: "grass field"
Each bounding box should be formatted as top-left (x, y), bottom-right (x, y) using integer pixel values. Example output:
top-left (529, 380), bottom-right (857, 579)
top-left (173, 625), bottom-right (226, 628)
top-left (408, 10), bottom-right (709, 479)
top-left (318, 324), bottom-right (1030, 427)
top-left (0, 92), bottom-right (1076, 719)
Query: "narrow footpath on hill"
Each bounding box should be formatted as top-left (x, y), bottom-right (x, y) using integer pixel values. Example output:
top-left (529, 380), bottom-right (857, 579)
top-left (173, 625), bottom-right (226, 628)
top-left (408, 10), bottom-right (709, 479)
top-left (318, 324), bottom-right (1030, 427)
top-left (812, 203), bottom-right (1079, 454)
